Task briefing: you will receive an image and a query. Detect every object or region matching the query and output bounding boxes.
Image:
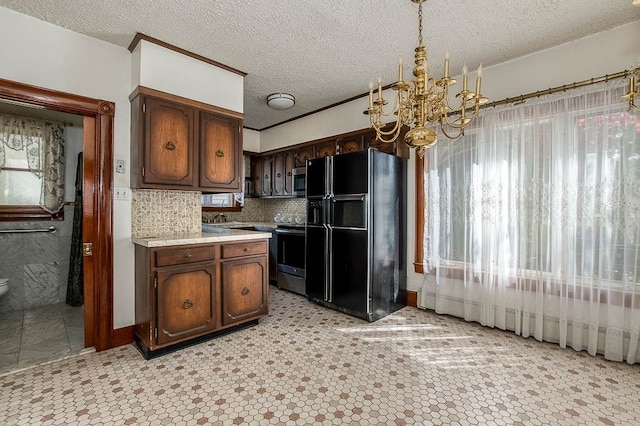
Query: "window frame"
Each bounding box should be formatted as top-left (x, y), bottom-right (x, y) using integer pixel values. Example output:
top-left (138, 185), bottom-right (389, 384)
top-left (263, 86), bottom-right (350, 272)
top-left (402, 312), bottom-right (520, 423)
top-left (0, 125), bottom-right (62, 222)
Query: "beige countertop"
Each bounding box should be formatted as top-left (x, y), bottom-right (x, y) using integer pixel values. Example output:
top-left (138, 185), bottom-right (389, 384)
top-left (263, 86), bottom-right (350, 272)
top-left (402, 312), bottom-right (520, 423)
top-left (202, 221), bottom-right (278, 229)
top-left (132, 227), bottom-right (272, 248)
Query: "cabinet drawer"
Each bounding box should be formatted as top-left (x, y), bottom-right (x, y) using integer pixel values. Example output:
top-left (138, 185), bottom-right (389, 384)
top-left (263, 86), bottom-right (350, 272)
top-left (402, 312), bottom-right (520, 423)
top-left (222, 241), bottom-right (267, 259)
top-left (155, 246), bottom-right (216, 267)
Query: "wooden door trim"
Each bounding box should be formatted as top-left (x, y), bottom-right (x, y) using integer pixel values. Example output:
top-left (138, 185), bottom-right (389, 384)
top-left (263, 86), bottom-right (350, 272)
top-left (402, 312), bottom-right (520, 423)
top-left (0, 77), bottom-right (114, 351)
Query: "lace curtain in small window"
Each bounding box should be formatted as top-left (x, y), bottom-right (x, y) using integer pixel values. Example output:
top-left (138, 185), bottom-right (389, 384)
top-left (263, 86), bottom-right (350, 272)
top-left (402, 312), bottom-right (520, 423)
top-left (0, 113), bottom-right (66, 213)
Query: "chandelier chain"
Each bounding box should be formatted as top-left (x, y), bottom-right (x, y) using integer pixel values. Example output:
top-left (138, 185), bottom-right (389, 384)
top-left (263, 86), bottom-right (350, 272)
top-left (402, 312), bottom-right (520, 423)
top-left (417, 1), bottom-right (423, 46)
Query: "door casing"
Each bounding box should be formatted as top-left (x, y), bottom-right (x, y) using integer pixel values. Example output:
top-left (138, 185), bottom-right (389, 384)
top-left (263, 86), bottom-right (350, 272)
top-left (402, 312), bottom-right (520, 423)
top-left (0, 78), bottom-right (115, 351)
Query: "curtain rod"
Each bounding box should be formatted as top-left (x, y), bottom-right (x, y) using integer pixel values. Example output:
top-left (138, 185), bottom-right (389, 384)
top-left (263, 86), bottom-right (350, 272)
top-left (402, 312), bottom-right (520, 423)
top-left (480, 68), bottom-right (637, 109)
top-left (0, 110), bottom-right (73, 127)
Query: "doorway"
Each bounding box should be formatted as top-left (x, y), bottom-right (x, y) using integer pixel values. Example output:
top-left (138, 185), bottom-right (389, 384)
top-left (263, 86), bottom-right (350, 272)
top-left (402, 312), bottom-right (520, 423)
top-left (0, 78), bottom-right (115, 356)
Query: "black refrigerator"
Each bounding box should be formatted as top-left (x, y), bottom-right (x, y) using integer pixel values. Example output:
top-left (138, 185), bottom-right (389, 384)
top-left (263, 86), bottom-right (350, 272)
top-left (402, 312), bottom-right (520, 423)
top-left (305, 149), bottom-right (407, 322)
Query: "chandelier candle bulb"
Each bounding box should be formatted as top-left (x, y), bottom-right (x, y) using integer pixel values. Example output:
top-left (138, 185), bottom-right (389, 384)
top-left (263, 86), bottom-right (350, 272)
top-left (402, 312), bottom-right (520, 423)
top-left (462, 64), bottom-right (468, 91)
top-left (369, 81), bottom-right (374, 109)
top-left (399, 57), bottom-right (404, 81)
top-left (378, 78), bottom-right (383, 100)
top-left (476, 64), bottom-right (483, 95)
top-left (444, 52), bottom-right (450, 78)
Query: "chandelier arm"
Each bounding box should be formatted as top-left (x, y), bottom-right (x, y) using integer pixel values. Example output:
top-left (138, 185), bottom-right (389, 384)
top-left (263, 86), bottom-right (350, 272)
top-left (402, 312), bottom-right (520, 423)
top-left (439, 121), bottom-right (464, 140)
top-left (371, 115), bottom-right (404, 138)
top-left (374, 119), bottom-right (405, 144)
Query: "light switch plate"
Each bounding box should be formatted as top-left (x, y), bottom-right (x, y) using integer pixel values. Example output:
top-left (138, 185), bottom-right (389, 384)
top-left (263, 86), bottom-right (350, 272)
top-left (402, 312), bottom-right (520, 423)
top-left (114, 187), bottom-right (130, 201)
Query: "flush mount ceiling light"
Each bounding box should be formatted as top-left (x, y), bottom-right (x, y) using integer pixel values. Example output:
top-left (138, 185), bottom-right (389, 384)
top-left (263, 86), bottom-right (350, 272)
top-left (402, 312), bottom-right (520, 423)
top-left (267, 93), bottom-right (295, 110)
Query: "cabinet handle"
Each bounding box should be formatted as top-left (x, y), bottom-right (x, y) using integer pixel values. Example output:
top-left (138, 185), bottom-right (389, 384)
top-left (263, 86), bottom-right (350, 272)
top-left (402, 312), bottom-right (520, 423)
top-left (216, 149), bottom-right (224, 157)
top-left (183, 299), bottom-right (194, 309)
top-left (165, 141), bottom-right (176, 150)
top-left (243, 248), bottom-right (249, 252)
top-left (276, 173), bottom-right (282, 178)
top-left (241, 287), bottom-right (250, 296)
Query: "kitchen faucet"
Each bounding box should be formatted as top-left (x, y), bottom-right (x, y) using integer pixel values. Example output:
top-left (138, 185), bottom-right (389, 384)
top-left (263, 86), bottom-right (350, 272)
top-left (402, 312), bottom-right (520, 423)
top-left (213, 213), bottom-right (227, 223)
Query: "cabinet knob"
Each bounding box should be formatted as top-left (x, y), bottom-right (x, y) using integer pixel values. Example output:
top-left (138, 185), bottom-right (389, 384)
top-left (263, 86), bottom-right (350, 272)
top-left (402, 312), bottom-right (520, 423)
top-left (165, 141), bottom-right (176, 150)
top-left (183, 299), bottom-right (194, 309)
top-left (241, 287), bottom-right (250, 296)
top-left (216, 149), bottom-right (224, 157)
top-left (276, 173), bottom-right (282, 178)
top-left (243, 247), bottom-right (249, 252)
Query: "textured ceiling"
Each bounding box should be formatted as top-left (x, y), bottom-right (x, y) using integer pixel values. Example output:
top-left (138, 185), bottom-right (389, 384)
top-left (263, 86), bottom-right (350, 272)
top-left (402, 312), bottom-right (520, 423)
top-left (0, 0), bottom-right (638, 130)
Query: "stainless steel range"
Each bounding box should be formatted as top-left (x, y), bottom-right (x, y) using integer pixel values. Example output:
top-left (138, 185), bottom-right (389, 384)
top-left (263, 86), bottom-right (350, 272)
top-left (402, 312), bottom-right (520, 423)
top-left (274, 225), bottom-right (306, 295)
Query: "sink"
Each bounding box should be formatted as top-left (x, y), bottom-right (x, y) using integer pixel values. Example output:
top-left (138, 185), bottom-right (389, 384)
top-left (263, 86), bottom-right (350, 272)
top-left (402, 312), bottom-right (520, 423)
top-left (203, 221), bottom-right (246, 228)
top-left (202, 224), bottom-right (236, 233)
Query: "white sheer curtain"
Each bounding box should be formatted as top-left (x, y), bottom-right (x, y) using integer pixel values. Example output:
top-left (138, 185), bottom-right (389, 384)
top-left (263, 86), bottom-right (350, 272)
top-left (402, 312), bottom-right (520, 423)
top-left (421, 80), bottom-right (640, 364)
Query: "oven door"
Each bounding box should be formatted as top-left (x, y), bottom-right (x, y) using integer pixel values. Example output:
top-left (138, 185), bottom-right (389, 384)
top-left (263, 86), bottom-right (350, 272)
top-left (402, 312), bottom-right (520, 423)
top-left (275, 228), bottom-right (306, 295)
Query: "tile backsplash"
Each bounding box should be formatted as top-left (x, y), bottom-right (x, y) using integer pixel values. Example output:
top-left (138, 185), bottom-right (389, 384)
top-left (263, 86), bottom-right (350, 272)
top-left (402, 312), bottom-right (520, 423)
top-left (131, 189), bottom-right (202, 237)
top-left (202, 197), bottom-right (306, 224)
top-left (132, 189), bottom-right (306, 238)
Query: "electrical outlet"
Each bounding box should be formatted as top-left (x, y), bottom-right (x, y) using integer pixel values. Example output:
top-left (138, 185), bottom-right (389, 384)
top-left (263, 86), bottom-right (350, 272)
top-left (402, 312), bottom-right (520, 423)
top-left (115, 159), bottom-right (126, 174)
top-left (114, 187), bottom-right (130, 201)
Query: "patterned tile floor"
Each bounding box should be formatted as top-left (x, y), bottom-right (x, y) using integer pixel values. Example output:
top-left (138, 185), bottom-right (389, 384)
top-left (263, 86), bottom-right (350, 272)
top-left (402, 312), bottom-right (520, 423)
top-left (0, 303), bottom-right (86, 375)
top-left (1, 287), bottom-right (639, 425)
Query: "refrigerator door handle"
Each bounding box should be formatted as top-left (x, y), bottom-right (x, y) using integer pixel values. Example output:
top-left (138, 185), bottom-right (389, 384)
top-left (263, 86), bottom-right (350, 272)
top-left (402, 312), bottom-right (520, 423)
top-left (326, 224), bottom-right (332, 303)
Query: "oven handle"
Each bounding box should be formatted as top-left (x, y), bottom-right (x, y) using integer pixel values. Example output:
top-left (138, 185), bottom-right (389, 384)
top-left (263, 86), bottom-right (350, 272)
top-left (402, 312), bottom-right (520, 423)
top-left (274, 228), bottom-right (305, 235)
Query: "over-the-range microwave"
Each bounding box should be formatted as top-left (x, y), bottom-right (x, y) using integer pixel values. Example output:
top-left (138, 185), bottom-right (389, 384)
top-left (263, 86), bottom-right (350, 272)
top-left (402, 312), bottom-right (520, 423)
top-left (292, 166), bottom-right (306, 197)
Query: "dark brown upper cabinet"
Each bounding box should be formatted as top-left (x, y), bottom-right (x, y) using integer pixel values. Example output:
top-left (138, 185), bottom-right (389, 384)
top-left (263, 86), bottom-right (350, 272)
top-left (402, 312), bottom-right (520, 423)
top-left (131, 86), bottom-right (243, 192)
top-left (295, 145), bottom-right (315, 167)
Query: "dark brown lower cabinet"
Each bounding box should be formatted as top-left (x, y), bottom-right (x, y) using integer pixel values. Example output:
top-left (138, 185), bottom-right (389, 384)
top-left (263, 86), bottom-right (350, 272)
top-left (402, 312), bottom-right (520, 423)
top-left (222, 256), bottom-right (268, 325)
top-left (134, 240), bottom-right (269, 358)
top-left (155, 265), bottom-right (217, 345)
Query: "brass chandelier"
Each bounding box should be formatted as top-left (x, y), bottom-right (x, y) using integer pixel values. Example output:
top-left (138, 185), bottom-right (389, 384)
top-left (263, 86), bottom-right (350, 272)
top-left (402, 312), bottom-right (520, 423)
top-left (367, 0), bottom-right (487, 158)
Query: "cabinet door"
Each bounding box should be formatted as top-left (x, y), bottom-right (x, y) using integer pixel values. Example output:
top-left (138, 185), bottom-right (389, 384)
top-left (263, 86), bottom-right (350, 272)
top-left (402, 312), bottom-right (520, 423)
top-left (338, 136), bottom-right (363, 154)
top-left (200, 111), bottom-right (242, 191)
top-left (155, 265), bottom-right (217, 345)
top-left (272, 153), bottom-right (285, 196)
top-left (144, 97), bottom-right (194, 187)
top-left (316, 141), bottom-right (336, 158)
top-left (261, 157), bottom-right (272, 196)
top-left (295, 145), bottom-right (315, 167)
top-left (250, 156), bottom-right (262, 197)
top-left (283, 150), bottom-right (295, 196)
top-left (221, 256), bottom-right (268, 325)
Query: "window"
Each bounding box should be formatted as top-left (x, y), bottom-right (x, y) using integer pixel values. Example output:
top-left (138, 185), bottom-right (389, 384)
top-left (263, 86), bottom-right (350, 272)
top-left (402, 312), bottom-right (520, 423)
top-left (0, 141), bottom-right (44, 205)
top-left (417, 81), bottom-right (640, 285)
top-left (202, 193), bottom-right (242, 212)
top-left (0, 113), bottom-right (66, 221)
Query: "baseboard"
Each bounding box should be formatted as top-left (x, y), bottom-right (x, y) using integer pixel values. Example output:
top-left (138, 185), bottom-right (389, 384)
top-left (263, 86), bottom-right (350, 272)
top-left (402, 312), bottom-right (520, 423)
top-left (113, 325), bottom-right (135, 347)
top-left (406, 290), bottom-right (418, 307)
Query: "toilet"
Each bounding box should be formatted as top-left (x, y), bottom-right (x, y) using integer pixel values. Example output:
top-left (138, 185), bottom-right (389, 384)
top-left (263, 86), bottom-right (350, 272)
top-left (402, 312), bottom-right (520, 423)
top-left (0, 278), bottom-right (8, 298)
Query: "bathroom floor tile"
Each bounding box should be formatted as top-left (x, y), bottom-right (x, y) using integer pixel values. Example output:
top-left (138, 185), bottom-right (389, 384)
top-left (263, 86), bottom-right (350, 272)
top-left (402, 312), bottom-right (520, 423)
top-left (0, 302), bottom-right (84, 375)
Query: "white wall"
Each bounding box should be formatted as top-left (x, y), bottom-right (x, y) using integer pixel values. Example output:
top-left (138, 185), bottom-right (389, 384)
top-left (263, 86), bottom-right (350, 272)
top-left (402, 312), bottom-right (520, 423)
top-left (0, 6), bottom-right (134, 328)
top-left (260, 20), bottom-right (640, 293)
top-left (132, 40), bottom-right (244, 113)
top-left (243, 128), bottom-right (261, 152)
